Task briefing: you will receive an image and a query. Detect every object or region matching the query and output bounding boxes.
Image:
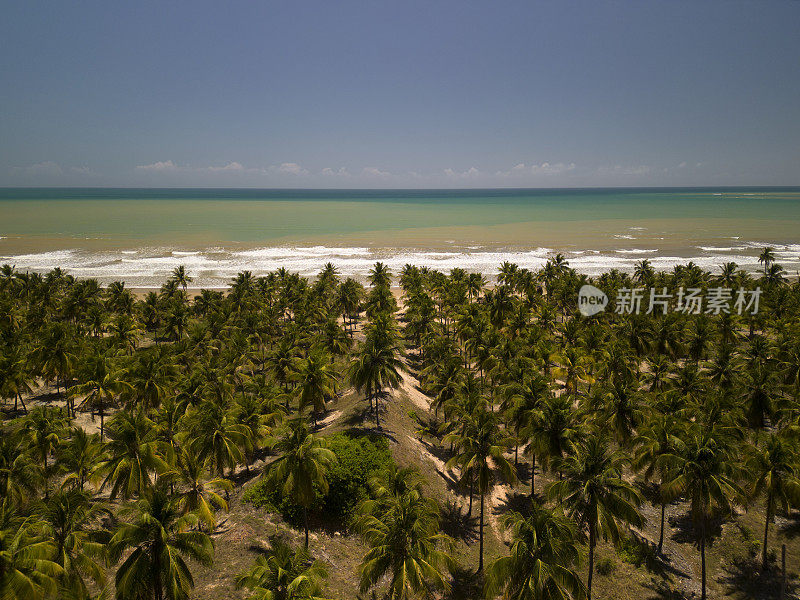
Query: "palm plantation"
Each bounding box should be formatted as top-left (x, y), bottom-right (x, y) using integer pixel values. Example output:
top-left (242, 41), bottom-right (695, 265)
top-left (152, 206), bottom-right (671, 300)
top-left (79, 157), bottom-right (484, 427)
top-left (1, 257), bottom-right (800, 600)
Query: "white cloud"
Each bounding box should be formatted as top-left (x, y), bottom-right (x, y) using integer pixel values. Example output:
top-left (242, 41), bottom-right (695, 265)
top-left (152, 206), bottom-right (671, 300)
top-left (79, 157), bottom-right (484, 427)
top-left (497, 162), bottom-right (576, 177)
top-left (205, 161), bottom-right (245, 172)
top-left (275, 162), bottom-right (308, 175)
top-left (531, 161), bottom-right (575, 174)
top-left (321, 167), bottom-right (350, 177)
top-left (444, 167), bottom-right (481, 178)
top-left (362, 167), bottom-right (391, 177)
top-left (136, 160), bottom-right (178, 171)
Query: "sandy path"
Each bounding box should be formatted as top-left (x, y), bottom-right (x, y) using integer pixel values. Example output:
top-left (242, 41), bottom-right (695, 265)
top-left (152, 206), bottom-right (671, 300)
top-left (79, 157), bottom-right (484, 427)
top-left (317, 409), bottom-right (342, 429)
top-left (394, 357), bottom-right (514, 543)
top-left (399, 362), bottom-right (432, 412)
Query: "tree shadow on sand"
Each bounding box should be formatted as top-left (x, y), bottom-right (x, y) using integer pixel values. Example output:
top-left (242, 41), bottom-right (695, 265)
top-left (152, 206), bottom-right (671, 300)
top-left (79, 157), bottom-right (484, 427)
top-left (442, 566), bottom-right (482, 600)
top-left (669, 511), bottom-right (724, 546)
top-left (622, 532), bottom-right (692, 580)
top-left (642, 578), bottom-right (692, 600)
top-left (717, 556), bottom-right (797, 600)
top-left (778, 512), bottom-right (800, 540)
top-left (492, 490), bottom-right (536, 518)
top-left (439, 499), bottom-right (479, 544)
top-left (513, 460), bottom-right (535, 488)
top-left (341, 406), bottom-right (398, 443)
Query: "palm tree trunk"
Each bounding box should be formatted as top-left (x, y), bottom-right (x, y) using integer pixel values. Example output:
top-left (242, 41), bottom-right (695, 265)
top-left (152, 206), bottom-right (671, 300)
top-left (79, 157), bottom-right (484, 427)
top-left (763, 492), bottom-right (773, 571)
top-left (530, 454), bottom-right (535, 497)
top-left (658, 502), bottom-right (666, 555)
top-left (42, 452), bottom-right (49, 500)
top-left (700, 519), bottom-right (707, 600)
top-left (478, 492), bottom-right (485, 573)
top-left (100, 407), bottom-right (105, 442)
top-left (588, 524), bottom-right (595, 600)
top-left (154, 550), bottom-right (163, 600)
top-left (468, 476), bottom-right (474, 516)
top-left (304, 507), bottom-right (309, 549)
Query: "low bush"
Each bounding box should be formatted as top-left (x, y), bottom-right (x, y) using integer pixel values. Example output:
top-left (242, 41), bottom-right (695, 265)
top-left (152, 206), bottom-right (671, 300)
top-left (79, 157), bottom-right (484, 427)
top-left (737, 524), bottom-right (761, 559)
top-left (243, 431), bottom-right (395, 527)
top-left (617, 536), bottom-right (658, 570)
top-left (596, 557), bottom-right (616, 576)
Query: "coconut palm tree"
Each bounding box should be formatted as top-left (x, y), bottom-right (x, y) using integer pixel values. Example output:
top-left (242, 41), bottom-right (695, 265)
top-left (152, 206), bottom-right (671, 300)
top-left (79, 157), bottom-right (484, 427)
top-left (97, 411), bottom-right (169, 500)
top-left (445, 401), bottom-right (516, 572)
top-left (349, 331), bottom-right (403, 430)
top-left (759, 247), bottom-right (775, 275)
top-left (0, 428), bottom-right (38, 506)
top-left (0, 501), bottom-right (63, 600)
top-left (355, 485), bottom-right (453, 599)
top-left (183, 398), bottom-right (248, 478)
top-left (484, 505), bottom-right (586, 600)
top-left (528, 395), bottom-right (582, 480)
top-left (662, 426), bottom-right (743, 600)
top-left (718, 262), bottom-right (739, 287)
top-left (746, 431), bottom-right (800, 571)
top-left (109, 484), bottom-right (214, 600)
top-left (336, 278), bottom-right (363, 335)
top-left (633, 259), bottom-right (655, 286)
top-left (170, 265), bottom-right (193, 292)
top-left (233, 393), bottom-right (279, 472)
top-left (123, 346), bottom-right (178, 411)
top-left (235, 537), bottom-right (329, 600)
top-left (108, 314), bottom-right (142, 354)
top-left (548, 435), bottom-right (643, 600)
top-left (168, 447), bottom-right (232, 532)
top-left (0, 338), bottom-right (35, 414)
top-left (633, 411), bottom-right (683, 554)
top-left (267, 338), bottom-right (299, 399)
top-left (20, 406), bottom-right (68, 500)
top-left (263, 419), bottom-right (336, 548)
top-left (38, 489), bottom-right (108, 598)
top-left (292, 350), bottom-right (336, 428)
top-left (72, 352), bottom-right (131, 441)
top-left (367, 262), bottom-right (392, 289)
top-left (59, 427), bottom-right (103, 493)
top-left (34, 322), bottom-right (77, 404)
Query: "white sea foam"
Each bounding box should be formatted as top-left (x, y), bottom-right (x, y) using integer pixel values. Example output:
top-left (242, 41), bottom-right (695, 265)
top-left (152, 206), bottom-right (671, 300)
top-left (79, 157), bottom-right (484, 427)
top-left (696, 246), bottom-right (748, 252)
top-left (1, 244), bottom-right (797, 287)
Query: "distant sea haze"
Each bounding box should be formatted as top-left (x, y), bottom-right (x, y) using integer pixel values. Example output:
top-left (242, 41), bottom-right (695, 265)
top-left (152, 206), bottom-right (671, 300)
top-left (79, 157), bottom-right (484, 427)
top-left (1, 187), bottom-right (799, 287)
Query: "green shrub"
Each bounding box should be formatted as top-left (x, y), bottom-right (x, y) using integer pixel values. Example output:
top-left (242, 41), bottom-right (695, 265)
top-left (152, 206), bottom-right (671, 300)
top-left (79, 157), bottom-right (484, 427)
top-left (243, 431), bottom-right (395, 527)
top-left (596, 557), bottom-right (616, 576)
top-left (617, 536), bottom-right (657, 570)
top-left (241, 479), bottom-right (308, 526)
top-left (324, 432), bottom-right (393, 521)
top-left (738, 524), bottom-right (761, 558)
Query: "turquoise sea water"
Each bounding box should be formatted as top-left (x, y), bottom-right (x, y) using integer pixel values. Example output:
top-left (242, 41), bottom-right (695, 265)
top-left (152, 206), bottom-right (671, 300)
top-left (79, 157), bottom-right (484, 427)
top-left (1, 187), bottom-right (799, 286)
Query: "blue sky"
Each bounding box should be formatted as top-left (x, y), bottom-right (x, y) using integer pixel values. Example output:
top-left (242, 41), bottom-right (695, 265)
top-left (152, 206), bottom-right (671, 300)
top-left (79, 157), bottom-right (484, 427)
top-left (1, 0), bottom-right (798, 188)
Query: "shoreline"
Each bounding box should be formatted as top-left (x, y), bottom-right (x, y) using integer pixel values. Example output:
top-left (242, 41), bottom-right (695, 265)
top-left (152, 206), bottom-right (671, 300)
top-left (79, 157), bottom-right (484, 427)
top-left (4, 242), bottom-right (800, 289)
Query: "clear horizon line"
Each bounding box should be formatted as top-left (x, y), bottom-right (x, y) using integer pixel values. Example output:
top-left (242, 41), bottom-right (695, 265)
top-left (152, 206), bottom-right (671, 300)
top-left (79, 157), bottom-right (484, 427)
top-left (2, 184), bottom-right (800, 192)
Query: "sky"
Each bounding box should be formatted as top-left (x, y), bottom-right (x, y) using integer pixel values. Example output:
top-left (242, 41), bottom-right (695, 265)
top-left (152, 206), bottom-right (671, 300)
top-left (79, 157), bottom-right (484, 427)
top-left (1, 0), bottom-right (799, 188)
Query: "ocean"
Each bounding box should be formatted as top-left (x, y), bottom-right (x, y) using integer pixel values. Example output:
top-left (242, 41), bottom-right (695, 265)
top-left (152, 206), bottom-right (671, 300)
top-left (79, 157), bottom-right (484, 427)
top-left (1, 187), bottom-right (799, 287)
